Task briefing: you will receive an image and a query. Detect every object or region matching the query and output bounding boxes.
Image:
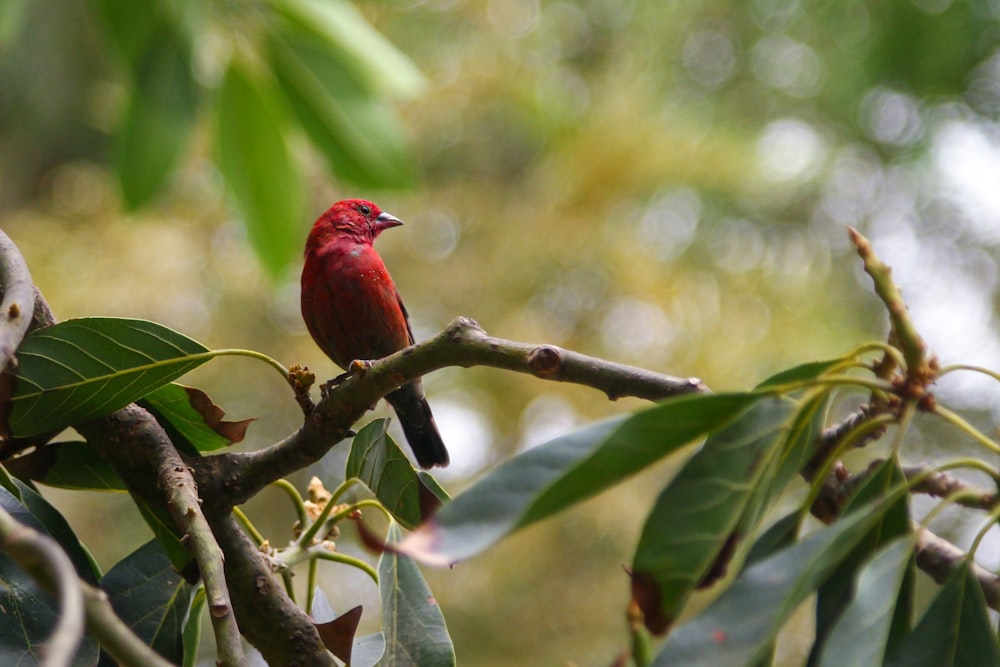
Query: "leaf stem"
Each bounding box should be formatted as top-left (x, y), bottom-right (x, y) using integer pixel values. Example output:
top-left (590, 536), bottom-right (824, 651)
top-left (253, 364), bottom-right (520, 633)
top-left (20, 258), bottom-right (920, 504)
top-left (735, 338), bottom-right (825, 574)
top-left (232, 506), bottom-right (265, 546)
top-left (933, 405), bottom-right (1000, 456)
top-left (312, 547), bottom-right (379, 584)
top-left (271, 479), bottom-right (309, 528)
top-left (210, 348), bottom-right (290, 382)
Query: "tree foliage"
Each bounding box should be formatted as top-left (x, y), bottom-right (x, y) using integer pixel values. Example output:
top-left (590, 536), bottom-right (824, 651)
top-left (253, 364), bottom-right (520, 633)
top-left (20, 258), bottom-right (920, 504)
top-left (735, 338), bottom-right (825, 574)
top-left (2, 224), bottom-right (1000, 665)
top-left (2, 0), bottom-right (1000, 665)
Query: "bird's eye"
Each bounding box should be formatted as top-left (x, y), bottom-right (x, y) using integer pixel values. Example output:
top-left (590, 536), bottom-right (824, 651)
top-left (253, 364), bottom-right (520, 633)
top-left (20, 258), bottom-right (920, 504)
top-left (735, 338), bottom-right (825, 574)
top-left (357, 204), bottom-right (372, 216)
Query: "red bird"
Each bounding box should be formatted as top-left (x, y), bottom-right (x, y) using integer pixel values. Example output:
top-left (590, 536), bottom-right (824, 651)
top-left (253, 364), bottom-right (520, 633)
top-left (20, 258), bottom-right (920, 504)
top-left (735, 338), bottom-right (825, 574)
top-left (300, 199), bottom-right (449, 468)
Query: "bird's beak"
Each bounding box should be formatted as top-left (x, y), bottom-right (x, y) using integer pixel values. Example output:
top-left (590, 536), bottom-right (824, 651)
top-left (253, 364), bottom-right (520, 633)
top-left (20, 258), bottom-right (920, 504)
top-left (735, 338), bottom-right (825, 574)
top-left (374, 211), bottom-right (404, 232)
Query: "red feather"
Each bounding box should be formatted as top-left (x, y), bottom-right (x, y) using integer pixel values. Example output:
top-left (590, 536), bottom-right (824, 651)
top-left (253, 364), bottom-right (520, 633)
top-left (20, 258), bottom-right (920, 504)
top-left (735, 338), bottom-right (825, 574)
top-left (301, 199), bottom-right (450, 468)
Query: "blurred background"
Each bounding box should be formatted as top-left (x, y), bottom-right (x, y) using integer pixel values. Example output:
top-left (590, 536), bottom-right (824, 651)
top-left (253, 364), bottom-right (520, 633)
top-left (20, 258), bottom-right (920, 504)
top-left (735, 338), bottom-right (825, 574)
top-left (2, 0), bottom-right (1000, 664)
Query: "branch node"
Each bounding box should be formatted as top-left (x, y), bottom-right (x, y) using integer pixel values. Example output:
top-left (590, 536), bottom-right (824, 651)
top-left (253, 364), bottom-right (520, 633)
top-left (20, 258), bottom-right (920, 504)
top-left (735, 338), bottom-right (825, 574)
top-left (527, 345), bottom-right (563, 378)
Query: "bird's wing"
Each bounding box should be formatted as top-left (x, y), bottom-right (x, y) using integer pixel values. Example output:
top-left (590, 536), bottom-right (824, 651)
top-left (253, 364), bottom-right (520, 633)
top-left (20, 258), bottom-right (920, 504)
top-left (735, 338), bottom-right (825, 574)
top-left (396, 289), bottom-right (416, 346)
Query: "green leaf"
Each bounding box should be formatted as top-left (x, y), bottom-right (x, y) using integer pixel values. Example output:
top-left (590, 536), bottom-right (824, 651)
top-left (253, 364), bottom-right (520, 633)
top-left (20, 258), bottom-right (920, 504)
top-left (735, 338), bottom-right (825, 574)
top-left (817, 537), bottom-right (914, 667)
top-left (265, 0), bottom-right (426, 99)
top-left (268, 27), bottom-right (417, 188)
top-left (809, 458), bottom-right (911, 665)
top-left (182, 587), bottom-right (206, 667)
top-left (380, 523), bottom-right (454, 667)
top-left (98, 539), bottom-right (192, 665)
top-left (94, 0), bottom-right (166, 70)
top-left (8, 440), bottom-right (126, 491)
top-left (2, 318), bottom-right (211, 438)
top-left (5, 479), bottom-right (100, 581)
top-left (216, 60), bottom-right (305, 278)
top-left (756, 357), bottom-right (848, 388)
top-left (652, 493), bottom-right (905, 667)
top-left (0, 481), bottom-right (100, 666)
top-left (114, 23), bottom-right (198, 208)
top-left (630, 397), bottom-right (797, 634)
top-left (142, 383), bottom-right (254, 454)
top-left (0, 462), bottom-right (21, 498)
top-left (737, 391), bottom-right (829, 556)
top-left (401, 392), bottom-right (764, 565)
top-left (739, 510), bottom-right (806, 667)
top-left (346, 419), bottom-right (448, 530)
top-left (886, 561), bottom-right (1000, 667)
top-left (742, 511), bottom-right (803, 568)
top-left (134, 496), bottom-right (197, 582)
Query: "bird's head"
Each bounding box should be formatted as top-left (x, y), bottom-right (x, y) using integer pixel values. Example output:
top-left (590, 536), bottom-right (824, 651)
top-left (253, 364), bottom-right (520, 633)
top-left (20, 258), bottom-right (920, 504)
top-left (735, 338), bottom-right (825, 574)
top-left (306, 199), bottom-right (403, 251)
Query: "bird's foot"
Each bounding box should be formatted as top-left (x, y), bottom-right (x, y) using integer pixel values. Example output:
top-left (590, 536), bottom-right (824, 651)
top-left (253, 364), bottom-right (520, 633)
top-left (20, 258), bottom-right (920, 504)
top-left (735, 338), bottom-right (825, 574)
top-left (319, 361), bottom-right (374, 399)
top-left (349, 359), bottom-right (374, 375)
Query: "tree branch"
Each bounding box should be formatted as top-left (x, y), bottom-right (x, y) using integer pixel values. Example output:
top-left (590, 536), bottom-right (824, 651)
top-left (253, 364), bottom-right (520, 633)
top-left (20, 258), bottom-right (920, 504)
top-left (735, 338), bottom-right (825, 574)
top-left (196, 317), bottom-right (706, 509)
top-left (914, 522), bottom-right (1000, 609)
top-left (902, 464), bottom-right (999, 510)
top-left (209, 510), bottom-right (336, 666)
top-left (76, 407), bottom-right (246, 667)
top-left (0, 504), bottom-right (84, 667)
top-left (17, 283), bottom-right (246, 666)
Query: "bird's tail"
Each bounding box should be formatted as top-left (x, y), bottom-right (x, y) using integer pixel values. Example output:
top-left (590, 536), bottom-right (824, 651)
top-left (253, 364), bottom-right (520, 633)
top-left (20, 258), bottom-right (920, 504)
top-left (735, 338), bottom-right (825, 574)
top-left (386, 382), bottom-right (450, 468)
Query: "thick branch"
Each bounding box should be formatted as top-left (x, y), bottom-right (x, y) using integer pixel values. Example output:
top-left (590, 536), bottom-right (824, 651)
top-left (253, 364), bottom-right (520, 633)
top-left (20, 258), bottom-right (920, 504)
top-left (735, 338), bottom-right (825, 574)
top-left (76, 407), bottom-right (245, 667)
top-left (196, 317), bottom-right (706, 509)
top-left (209, 510), bottom-right (335, 666)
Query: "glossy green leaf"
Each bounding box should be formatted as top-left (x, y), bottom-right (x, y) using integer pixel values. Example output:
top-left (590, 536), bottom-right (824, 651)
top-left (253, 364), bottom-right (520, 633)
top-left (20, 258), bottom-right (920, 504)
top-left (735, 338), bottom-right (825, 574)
top-left (738, 391), bottom-right (828, 551)
top-left (4, 479), bottom-right (100, 581)
top-left (142, 383), bottom-right (253, 454)
top-left (742, 511), bottom-right (803, 569)
top-left (0, 480), bottom-right (99, 666)
top-left (182, 588), bottom-right (206, 667)
top-left (9, 440), bottom-right (126, 491)
top-left (346, 419), bottom-right (448, 530)
top-left (756, 357), bottom-right (848, 388)
top-left (0, 462), bottom-right (20, 498)
top-left (401, 392), bottom-right (764, 565)
top-left (114, 24), bottom-right (198, 208)
top-left (98, 539), bottom-right (192, 665)
top-left (380, 523), bottom-right (455, 667)
top-left (265, 0), bottom-right (426, 99)
top-left (810, 458), bottom-right (911, 665)
top-left (652, 493), bottom-right (903, 667)
top-left (630, 397), bottom-right (796, 634)
top-left (268, 27), bottom-right (417, 188)
top-left (817, 537), bottom-right (914, 667)
top-left (217, 61), bottom-right (305, 278)
top-left (2, 318), bottom-right (210, 438)
top-left (886, 561), bottom-right (1000, 667)
top-left (741, 510), bottom-right (806, 667)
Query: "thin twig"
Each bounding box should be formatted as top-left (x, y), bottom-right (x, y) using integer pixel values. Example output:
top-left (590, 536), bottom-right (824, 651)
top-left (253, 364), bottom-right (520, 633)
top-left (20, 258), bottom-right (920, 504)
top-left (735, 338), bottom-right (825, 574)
top-left (902, 464), bottom-right (999, 510)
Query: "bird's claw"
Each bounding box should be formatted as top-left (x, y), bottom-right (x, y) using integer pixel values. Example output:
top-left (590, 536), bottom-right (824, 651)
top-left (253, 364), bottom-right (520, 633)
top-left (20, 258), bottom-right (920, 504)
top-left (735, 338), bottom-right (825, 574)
top-left (319, 361), bottom-right (375, 399)
top-left (349, 359), bottom-right (373, 374)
